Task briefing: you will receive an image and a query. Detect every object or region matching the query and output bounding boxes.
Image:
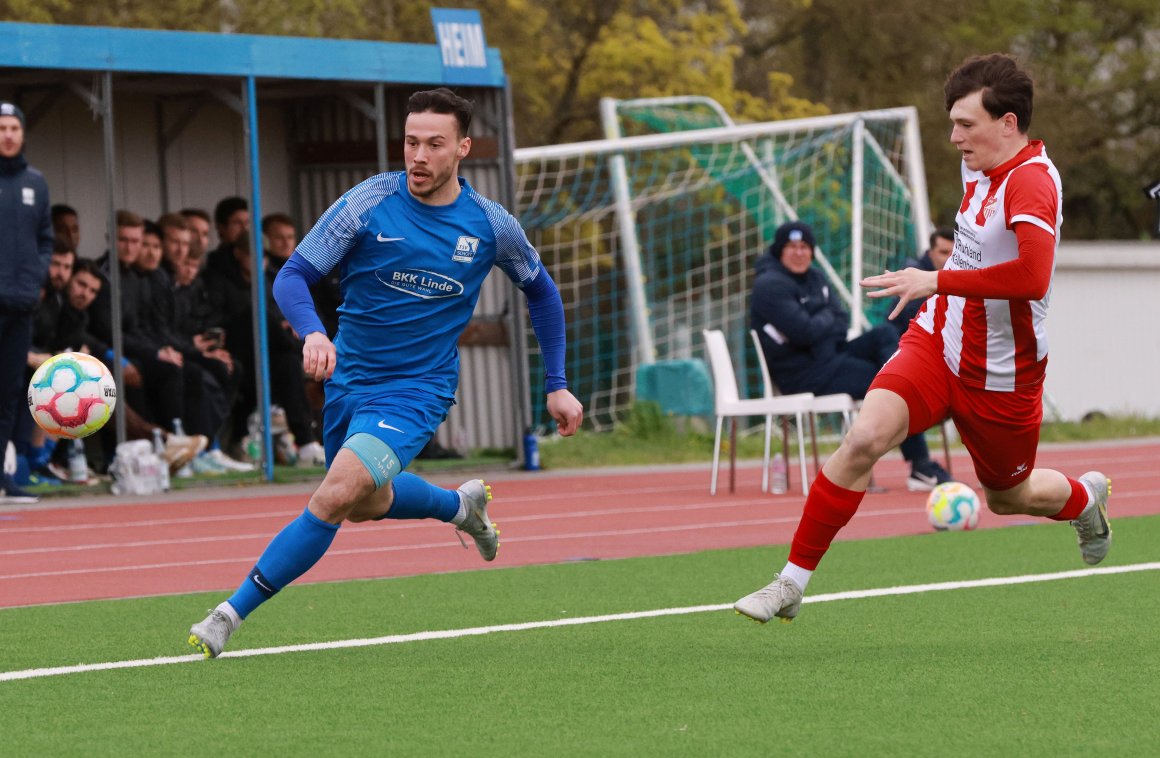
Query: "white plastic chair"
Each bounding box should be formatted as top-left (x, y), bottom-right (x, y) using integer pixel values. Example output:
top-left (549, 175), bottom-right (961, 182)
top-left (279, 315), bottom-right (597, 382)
top-left (750, 329), bottom-right (857, 490)
top-left (749, 328), bottom-right (953, 488)
top-left (702, 329), bottom-right (815, 495)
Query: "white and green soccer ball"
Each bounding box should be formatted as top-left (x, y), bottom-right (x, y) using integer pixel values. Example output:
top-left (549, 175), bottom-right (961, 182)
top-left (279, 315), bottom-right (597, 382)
top-left (27, 351), bottom-right (117, 439)
top-left (926, 481), bottom-right (981, 531)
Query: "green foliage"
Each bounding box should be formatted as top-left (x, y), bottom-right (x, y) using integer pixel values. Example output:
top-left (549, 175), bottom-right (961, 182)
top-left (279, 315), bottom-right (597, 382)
top-left (736, 0), bottom-right (1160, 239)
top-left (4, 0), bottom-right (1153, 237)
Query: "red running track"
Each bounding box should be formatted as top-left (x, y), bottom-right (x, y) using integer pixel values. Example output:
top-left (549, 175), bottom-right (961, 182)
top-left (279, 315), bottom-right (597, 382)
top-left (2, 440), bottom-right (1158, 608)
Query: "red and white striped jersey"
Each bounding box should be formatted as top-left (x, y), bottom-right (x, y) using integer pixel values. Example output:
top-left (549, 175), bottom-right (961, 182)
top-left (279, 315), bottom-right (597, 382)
top-left (914, 140), bottom-right (1062, 391)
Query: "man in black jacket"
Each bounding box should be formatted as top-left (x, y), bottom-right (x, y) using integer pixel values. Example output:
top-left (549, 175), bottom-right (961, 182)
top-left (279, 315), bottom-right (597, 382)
top-left (750, 221), bottom-right (949, 491)
top-left (888, 227), bottom-right (955, 336)
top-left (0, 102), bottom-right (53, 503)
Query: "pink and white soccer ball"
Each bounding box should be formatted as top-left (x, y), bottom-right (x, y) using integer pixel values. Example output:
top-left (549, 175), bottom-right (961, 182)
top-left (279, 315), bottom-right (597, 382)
top-left (27, 352), bottom-right (117, 439)
top-left (925, 481), bottom-right (981, 531)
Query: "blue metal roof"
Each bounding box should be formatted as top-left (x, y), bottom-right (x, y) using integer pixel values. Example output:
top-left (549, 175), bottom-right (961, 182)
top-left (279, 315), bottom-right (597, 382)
top-left (0, 21), bottom-right (505, 87)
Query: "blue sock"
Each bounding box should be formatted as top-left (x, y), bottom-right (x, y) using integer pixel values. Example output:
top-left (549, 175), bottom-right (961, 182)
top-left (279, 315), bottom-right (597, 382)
top-left (228, 508), bottom-right (340, 618)
top-left (382, 473), bottom-right (460, 522)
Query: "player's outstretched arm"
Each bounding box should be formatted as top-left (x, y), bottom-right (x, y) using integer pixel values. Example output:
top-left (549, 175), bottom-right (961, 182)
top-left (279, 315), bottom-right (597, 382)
top-left (546, 389), bottom-right (583, 437)
top-left (861, 267), bottom-right (939, 320)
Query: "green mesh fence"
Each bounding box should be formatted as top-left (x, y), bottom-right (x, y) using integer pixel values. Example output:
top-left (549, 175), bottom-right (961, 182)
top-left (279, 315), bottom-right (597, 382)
top-left (515, 103), bottom-right (923, 430)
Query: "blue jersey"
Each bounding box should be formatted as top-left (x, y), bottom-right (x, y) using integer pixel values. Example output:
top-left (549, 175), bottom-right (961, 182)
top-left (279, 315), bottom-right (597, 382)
top-left (294, 172), bottom-right (542, 397)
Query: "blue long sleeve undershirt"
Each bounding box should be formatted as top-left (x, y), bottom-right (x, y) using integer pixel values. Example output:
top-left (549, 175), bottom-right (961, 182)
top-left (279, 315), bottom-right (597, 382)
top-left (272, 253), bottom-right (569, 393)
top-left (272, 255), bottom-right (327, 339)
top-left (523, 270), bottom-right (568, 393)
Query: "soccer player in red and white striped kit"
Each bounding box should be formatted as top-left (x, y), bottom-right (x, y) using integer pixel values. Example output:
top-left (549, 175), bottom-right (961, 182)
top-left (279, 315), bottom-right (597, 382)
top-left (735, 53), bottom-right (1112, 623)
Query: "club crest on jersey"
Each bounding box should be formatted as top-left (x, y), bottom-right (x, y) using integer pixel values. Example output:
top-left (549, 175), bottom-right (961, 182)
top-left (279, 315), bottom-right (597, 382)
top-left (375, 268), bottom-right (465, 300)
top-left (452, 235), bottom-right (480, 263)
top-left (978, 192), bottom-right (999, 225)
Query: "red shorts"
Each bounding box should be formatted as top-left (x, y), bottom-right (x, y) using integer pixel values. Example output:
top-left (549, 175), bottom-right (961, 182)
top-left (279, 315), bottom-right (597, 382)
top-left (869, 327), bottom-right (1043, 491)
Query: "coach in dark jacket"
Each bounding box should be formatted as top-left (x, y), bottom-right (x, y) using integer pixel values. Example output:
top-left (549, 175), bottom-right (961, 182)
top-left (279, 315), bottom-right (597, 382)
top-left (888, 227), bottom-right (954, 337)
top-left (0, 102), bottom-right (53, 502)
top-left (750, 220), bottom-right (949, 489)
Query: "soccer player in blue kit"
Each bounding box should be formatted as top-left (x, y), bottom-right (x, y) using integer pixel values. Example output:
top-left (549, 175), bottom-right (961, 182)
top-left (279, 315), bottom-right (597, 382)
top-left (188, 88), bottom-right (584, 658)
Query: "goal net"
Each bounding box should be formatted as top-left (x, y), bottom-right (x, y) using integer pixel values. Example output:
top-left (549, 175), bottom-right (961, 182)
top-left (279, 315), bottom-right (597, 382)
top-left (514, 98), bottom-right (930, 430)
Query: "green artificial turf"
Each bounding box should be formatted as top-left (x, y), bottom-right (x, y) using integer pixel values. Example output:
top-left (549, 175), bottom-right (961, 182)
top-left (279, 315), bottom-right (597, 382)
top-left (2, 515), bottom-right (1158, 756)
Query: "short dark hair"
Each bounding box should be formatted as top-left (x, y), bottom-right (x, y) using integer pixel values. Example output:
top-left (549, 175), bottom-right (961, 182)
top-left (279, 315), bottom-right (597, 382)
top-left (929, 227), bottom-right (955, 248)
top-left (261, 213), bottom-right (296, 235)
top-left (213, 196), bottom-right (248, 227)
top-left (142, 220), bottom-right (162, 240)
top-left (51, 204), bottom-right (78, 222)
top-left (944, 54), bottom-right (1034, 133)
top-left (52, 240), bottom-right (77, 256)
top-left (180, 207), bottom-right (211, 223)
top-left (71, 258), bottom-right (101, 281)
top-left (406, 88), bottom-right (473, 138)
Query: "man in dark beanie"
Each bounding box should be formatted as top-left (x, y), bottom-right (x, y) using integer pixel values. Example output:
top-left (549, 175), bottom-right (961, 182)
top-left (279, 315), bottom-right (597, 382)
top-left (0, 101), bottom-right (53, 503)
top-left (750, 219), bottom-right (949, 491)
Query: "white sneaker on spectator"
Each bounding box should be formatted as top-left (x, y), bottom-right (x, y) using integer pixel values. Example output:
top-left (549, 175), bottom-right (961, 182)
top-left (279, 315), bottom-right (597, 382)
top-left (296, 442), bottom-right (326, 468)
top-left (191, 453), bottom-right (228, 476)
top-left (206, 449), bottom-right (256, 472)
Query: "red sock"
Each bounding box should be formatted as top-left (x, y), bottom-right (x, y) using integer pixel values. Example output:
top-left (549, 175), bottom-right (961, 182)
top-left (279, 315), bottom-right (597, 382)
top-left (1050, 477), bottom-right (1090, 521)
top-left (787, 471), bottom-right (866, 570)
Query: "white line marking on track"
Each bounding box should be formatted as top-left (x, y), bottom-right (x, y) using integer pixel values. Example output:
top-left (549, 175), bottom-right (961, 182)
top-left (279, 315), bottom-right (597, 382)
top-left (2, 561), bottom-right (1157, 683)
top-left (0, 508), bottom-right (922, 580)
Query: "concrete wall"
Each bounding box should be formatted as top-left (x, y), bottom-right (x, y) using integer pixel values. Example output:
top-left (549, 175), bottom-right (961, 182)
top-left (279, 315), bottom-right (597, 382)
top-left (1046, 241), bottom-right (1160, 421)
top-left (25, 92), bottom-right (293, 256)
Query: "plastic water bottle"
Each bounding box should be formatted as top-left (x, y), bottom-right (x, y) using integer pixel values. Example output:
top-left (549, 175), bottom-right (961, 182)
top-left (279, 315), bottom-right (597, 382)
top-left (172, 418), bottom-right (194, 479)
top-left (770, 452), bottom-right (788, 494)
top-left (68, 438), bottom-right (88, 483)
top-left (152, 427), bottom-right (172, 491)
top-left (523, 428), bottom-right (541, 471)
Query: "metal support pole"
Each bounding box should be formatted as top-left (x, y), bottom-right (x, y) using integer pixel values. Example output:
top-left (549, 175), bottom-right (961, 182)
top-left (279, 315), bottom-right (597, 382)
top-left (501, 83), bottom-right (533, 456)
top-left (374, 83), bottom-right (388, 174)
top-left (243, 76), bottom-right (274, 481)
top-left (99, 72), bottom-right (126, 446)
top-left (903, 106), bottom-right (934, 247)
top-left (155, 99), bottom-right (169, 212)
top-left (850, 119), bottom-right (865, 333)
top-left (599, 97), bottom-right (655, 368)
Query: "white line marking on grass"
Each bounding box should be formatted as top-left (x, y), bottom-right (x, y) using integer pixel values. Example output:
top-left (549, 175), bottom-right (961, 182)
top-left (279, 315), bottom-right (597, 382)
top-left (3, 561), bottom-right (1158, 683)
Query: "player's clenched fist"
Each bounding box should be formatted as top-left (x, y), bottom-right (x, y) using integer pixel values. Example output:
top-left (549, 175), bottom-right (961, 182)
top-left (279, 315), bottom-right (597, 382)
top-left (547, 388), bottom-right (584, 437)
top-left (302, 331), bottom-right (336, 381)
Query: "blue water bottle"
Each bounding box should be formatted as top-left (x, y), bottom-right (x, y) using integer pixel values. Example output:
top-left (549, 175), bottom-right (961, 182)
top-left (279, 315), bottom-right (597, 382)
top-left (523, 428), bottom-right (541, 471)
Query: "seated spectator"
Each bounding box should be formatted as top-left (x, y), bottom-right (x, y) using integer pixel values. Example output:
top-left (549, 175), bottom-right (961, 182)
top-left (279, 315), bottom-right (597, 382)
top-left (203, 230), bottom-right (323, 464)
top-left (32, 242), bottom-right (75, 352)
top-left (750, 221), bottom-right (950, 491)
top-left (888, 227), bottom-right (955, 336)
top-left (90, 211), bottom-right (191, 438)
top-left (206, 196), bottom-right (249, 271)
top-left (137, 220), bottom-right (247, 473)
top-left (29, 260), bottom-right (206, 476)
top-left (51, 204), bottom-right (80, 254)
top-left (180, 208), bottom-right (212, 261)
top-left (263, 212), bottom-right (342, 337)
top-left (157, 212), bottom-right (192, 275)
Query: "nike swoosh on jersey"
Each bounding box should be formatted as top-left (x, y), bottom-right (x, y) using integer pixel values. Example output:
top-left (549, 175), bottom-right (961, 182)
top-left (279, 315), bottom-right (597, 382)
top-left (377, 421), bottom-right (405, 433)
top-left (377, 233), bottom-right (405, 242)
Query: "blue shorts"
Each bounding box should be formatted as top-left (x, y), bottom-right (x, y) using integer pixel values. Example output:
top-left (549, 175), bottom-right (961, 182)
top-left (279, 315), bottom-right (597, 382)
top-left (322, 386), bottom-right (453, 473)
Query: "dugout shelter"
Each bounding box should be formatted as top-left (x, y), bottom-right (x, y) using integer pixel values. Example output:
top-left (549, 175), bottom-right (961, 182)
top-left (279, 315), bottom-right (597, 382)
top-left (0, 18), bottom-right (531, 478)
